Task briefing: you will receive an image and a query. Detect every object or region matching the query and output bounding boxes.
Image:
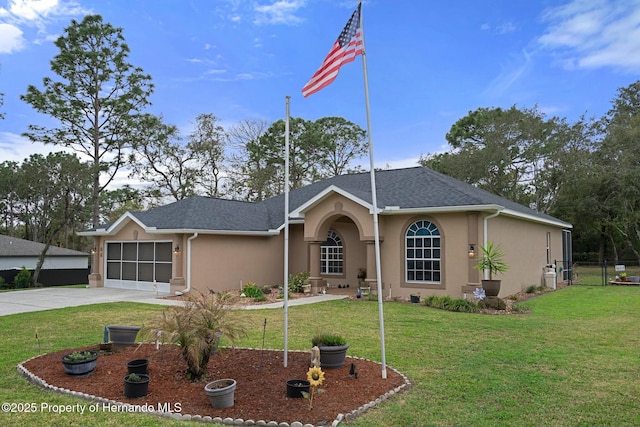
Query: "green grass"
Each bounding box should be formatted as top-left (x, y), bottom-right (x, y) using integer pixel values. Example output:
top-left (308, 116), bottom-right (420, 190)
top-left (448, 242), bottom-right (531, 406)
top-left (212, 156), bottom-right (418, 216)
top-left (574, 264), bottom-right (640, 286)
top-left (2, 287), bottom-right (640, 426)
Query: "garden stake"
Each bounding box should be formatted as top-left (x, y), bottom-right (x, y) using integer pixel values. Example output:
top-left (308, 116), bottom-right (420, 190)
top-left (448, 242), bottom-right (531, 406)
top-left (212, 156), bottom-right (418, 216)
top-left (260, 318), bottom-right (267, 369)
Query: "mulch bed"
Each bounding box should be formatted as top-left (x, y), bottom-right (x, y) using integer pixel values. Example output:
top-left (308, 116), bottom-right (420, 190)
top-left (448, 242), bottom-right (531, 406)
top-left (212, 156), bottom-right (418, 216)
top-left (20, 344), bottom-right (409, 426)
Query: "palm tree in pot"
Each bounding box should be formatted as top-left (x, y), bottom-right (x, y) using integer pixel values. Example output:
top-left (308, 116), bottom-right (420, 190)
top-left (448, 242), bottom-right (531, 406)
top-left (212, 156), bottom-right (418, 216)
top-left (473, 242), bottom-right (509, 297)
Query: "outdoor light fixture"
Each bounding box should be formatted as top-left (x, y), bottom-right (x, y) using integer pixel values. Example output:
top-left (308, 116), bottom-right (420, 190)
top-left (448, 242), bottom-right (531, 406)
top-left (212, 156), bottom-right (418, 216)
top-left (173, 245), bottom-right (180, 255)
top-left (468, 245), bottom-right (475, 258)
top-left (91, 247), bottom-right (97, 254)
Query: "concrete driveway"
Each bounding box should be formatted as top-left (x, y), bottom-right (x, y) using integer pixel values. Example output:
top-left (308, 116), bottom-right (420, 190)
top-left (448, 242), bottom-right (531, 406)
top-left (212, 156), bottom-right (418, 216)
top-left (0, 287), bottom-right (346, 316)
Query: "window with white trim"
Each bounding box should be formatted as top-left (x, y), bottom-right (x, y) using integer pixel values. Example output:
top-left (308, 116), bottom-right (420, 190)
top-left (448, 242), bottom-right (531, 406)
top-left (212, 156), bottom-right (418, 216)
top-left (406, 220), bottom-right (441, 283)
top-left (321, 230), bottom-right (343, 275)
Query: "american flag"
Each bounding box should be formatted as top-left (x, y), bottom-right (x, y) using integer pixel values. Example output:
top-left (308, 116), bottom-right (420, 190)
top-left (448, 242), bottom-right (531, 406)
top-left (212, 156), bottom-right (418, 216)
top-left (301, 4), bottom-right (363, 97)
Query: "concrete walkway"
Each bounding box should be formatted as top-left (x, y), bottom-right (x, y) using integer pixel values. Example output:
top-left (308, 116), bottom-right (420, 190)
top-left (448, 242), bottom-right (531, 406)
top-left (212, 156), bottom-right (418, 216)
top-left (0, 287), bottom-right (347, 316)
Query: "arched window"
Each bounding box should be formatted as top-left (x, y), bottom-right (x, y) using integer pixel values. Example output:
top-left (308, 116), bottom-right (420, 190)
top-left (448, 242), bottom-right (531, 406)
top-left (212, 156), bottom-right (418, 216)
top-left (321, 230), bottom-right (343, 275)
top-left (406, 220), bottom-right (441, 283)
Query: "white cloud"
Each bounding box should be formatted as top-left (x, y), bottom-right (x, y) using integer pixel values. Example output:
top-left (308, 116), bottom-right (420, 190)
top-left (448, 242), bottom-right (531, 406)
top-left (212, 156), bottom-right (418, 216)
top-left (483, 49), bottom-right (533, 97)
top-left (538, 0), bottom-right (640, 72)
top-left (253, 0), bottom-right (306, 25)
top-left (4, 0), bottom-right (60, 21)
top-left (0, 0), bottom-right (89, 53)
top-left (0, 132), bottom-right (69, 163)
top-left (0, 23), bottom-right (24, 53)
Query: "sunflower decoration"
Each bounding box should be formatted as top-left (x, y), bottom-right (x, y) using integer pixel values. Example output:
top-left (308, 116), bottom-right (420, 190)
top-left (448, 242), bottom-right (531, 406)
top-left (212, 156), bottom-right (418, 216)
top-left (301, 366), bottom-right (326, 409)
top-left (307, 366), bottom-right (325, 386)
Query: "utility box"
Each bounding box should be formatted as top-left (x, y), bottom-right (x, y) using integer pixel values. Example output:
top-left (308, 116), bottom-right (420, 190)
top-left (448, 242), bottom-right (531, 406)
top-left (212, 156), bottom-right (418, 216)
top-left (544, 265), bottom-right (557, 289)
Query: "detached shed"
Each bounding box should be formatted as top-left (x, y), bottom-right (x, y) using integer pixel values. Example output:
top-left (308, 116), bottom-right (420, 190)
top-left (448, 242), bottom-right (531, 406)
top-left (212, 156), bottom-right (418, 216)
top-left (0, 235), bottom-right (89, 286)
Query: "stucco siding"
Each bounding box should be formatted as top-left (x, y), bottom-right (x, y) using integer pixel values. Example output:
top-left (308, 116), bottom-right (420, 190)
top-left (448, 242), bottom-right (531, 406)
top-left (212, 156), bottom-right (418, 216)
top-left (487, 215), bottom-right (565, 296)
top-left (381, 213), bottom-right (472, 299)
top-left (189, 234), bottom-right (283, 292)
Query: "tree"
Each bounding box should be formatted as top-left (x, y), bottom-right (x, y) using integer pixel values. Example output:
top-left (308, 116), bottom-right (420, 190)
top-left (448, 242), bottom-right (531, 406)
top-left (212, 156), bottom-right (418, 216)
top-left (593, 81), bottom-right (640, 264)
top-left (226, 119), bottom-right (270, 201)
top-left (21, 15), bottom-right (154, 228)
top-left (228, 117), bottom-right (366, 201)
top-left (421, 105), bottom-right (572, 213)
top-left (128, 114), bottom-right (198, 202)
top-left (189, 113), bottom-right (228, 198)
top-left (0, 161), bottom-right (20, 235)
top-left (315, 116), bottom-right (367, 176)
top-left (100, 185), bottom-right (148, 224)
top-left (16, 153), bottom-right (92, 285)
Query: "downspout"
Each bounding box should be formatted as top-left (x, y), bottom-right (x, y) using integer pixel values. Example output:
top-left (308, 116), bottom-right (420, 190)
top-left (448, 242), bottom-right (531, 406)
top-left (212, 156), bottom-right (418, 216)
top-left (482, 210), bottom-right (501, 280)
top-left (176, 232), bottom-right (198, 295)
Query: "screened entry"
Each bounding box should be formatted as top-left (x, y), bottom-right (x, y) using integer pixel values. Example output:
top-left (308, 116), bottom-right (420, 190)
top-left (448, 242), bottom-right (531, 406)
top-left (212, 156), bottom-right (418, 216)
top-left (105, 241), bottom-right (172, 292)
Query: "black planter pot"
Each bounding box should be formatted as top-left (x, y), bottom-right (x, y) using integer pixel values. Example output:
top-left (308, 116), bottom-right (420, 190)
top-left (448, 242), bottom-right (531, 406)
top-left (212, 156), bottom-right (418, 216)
top-left (126, 358), bottom-right (149, 375)
top-left (124, 374), bottom-right (150, 398)
top-left (286, 379), bottom-right (310, 398)
top-left (318, 343), bottom-right (350, 369)
top-left (61, 351), bottom-right (98, 377)
top-left (410, 294), bottom-right (420, 303)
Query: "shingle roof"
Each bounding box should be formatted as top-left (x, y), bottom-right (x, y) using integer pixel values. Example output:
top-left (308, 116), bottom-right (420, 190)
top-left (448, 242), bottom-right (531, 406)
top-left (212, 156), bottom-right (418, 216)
top-left (92, 166), bottom-right (570, 234)
top-left (0, 234), bottom-right (89, 257)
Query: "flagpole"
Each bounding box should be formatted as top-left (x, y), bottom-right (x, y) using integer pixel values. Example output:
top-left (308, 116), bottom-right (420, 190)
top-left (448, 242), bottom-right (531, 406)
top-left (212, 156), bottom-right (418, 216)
top-left (359, 0), bottom-right (387, 380)
top-left (283, 95), bottom-right (291, 368)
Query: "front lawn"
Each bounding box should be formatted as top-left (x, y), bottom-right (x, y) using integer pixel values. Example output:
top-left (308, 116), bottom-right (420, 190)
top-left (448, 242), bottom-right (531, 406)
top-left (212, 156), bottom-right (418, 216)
top-left (1, 285), bottom-right (639, 426)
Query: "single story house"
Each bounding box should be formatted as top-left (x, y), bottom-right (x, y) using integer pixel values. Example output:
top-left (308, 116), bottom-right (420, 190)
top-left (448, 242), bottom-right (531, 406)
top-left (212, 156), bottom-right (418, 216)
top-left (0, 234), bottom-right (89, 286)
top-left (80, 166), bottom-right (572, 298)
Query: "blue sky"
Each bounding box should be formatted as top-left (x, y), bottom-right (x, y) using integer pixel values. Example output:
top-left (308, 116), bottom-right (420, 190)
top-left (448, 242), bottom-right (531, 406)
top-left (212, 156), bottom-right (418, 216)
top-left (1, 0), bottom-right (640, 174)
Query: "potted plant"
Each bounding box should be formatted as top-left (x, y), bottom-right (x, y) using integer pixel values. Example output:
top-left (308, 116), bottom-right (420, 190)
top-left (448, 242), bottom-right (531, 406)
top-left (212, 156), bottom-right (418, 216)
top-left (410, 293), bottom-right (421, 303)
top-left (286, 379), bottom-right (310, 398)
top-left (61, 350), bottom-right (98, 376)
top-left (357, 268), bottom-right (367, 285)
top-left (473, 242), bottom-right (509, 297)
top-left (140, 291), bottom-right (248, 381)
top-left (204, 378), bottom-right (236, 408)
top-left (123, 372), bottom-right (150, 398)
top-left (311, 333), bottom-right (349, 369)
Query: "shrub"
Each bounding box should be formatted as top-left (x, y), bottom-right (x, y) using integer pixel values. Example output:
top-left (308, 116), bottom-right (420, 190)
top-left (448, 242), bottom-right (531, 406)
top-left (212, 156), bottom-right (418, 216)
top-left (252, 294), bottom-right (267, 302)
top-left (243, 282), bottom-right (264, 299)
top-left (13, 268), bottom-right (32, 288)
top-left (289, 271), bottom-right (310, 293)
top-left (424, 295), bottom-right (480, 313)
top-left (525, 285), bottom-right (546, 294)
top-left (141, 291), bottom-right (249, 381)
